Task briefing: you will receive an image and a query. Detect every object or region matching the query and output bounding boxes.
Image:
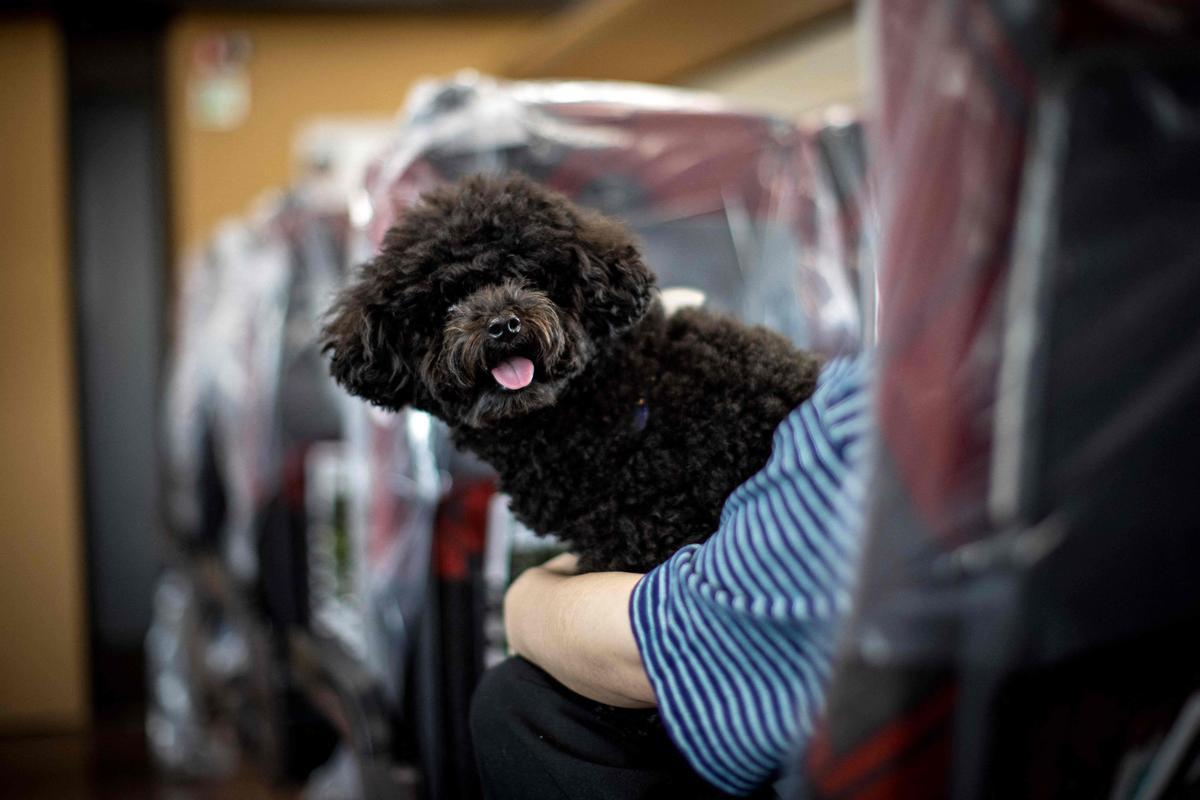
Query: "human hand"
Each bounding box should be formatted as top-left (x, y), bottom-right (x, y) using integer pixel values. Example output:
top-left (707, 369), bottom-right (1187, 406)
top-left (503, 553), bottom-right (654, 708)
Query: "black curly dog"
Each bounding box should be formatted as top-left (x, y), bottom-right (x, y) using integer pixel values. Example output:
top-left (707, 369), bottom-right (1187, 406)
top-left (322, 174), bottom-right (820, 572)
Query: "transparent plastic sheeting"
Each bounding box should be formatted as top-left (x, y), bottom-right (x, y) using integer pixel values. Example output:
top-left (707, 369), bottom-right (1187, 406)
top-left (158, 171), bottom-right (444, 782)
top-left (362, 72), bottom-right (874, 356)
top-left (145, 570), bottom-right (238, 778)
top-left (162, 205), bottom-right (300, 580)
top-left (157, 192), bottom-right (344, 778)
top-left (806, 1), bottom-right (1200, 798)
top-left (159, 131), bottom-right (457, 784)
top-left (337, 405), bottom-right (443, 702)
top-left (163, 124), bottom-right (390, 584)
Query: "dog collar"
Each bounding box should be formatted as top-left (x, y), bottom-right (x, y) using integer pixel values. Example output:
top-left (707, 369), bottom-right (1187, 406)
top-left (632, 397), bottom-right (649, 433)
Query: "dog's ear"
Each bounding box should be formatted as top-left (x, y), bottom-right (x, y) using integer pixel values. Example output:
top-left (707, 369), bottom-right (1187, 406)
top-left (321, 269), bottom-right (414, 411)
top-left (572, 210), bottom-right (656, 336)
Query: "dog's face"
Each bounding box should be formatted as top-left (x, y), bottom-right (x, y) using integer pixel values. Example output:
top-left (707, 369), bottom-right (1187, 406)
top-left (321, 174), bottom-right (655, 428)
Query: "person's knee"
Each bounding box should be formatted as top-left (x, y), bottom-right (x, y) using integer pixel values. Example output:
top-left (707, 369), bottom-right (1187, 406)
top-left (470, 657), bottom-right (520, 745)
top-left (472, 657), bottom-right (574, 799)
top-left (472, 657), bottom-right (728, 799)
top-left (470, 657), bottom-right (550, 758)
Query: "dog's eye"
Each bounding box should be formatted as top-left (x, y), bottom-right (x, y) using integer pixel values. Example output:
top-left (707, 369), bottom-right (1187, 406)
top-left (446, 304), bottom-right (459, 316)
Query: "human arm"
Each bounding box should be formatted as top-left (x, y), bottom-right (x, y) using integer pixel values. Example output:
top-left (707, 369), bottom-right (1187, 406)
top-left (629, 356), bottom-right (870, 795)
top-left (504, 552), bottom-right (656, 708)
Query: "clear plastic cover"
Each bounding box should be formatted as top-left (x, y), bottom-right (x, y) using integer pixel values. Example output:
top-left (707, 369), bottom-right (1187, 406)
top-left (211, 216), bottom-right (294, 581)
top-left (163, 248), bottom-right (217, 543)
top-left (362, 72), bottom-right (873, 356)
top-left (338, 403), bottom-right (443, 702)
top-left (808, 2), bottom-right (1200, 798)
top-left (157, 143), bottom-right (420, 783)
top-left (145, 570), bottom-right (238, 778)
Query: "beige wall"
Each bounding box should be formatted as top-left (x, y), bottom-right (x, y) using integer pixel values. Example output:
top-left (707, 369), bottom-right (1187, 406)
top-left (166, 11), bottom-right (542, 258)
top-left (0, 18), bottom-right (89, 731)
top-left (683, 7), bottom-right (862, 119)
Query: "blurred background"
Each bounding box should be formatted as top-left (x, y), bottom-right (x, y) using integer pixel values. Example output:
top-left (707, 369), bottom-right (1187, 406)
top-left (0, 1), bottom-right (865, 797)
top-left (5, 0), bottom-right (1200, 798)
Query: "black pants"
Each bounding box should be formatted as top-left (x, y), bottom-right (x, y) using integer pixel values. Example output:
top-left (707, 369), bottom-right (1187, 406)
top-left (470, 656), bottom-right (759, 799)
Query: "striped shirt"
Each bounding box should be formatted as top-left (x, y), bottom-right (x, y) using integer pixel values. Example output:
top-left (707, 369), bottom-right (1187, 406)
top-left (629, 356), bottom-right (869, 795)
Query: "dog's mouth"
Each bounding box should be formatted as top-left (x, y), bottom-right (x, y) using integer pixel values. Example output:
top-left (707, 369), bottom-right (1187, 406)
top-left (490, 355), bottom-right (536, 391)
top-left (458, 348), bottom-right (559, 429)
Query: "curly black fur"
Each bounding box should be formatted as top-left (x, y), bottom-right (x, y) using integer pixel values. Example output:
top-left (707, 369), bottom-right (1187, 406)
top-left (323, 174), bottom-right (820, 572)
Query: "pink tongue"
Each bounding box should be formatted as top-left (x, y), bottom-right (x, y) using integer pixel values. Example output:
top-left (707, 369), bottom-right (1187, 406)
top-left (491, 356), bottom-right (535, 390)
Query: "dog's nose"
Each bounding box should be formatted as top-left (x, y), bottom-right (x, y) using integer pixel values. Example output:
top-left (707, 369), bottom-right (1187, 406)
top-left (488, 315), bottom-right (521, 341)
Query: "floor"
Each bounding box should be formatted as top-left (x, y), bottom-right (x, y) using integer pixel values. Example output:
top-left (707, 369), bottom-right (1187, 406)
top-left (0, 715), bottom-right (298, 800)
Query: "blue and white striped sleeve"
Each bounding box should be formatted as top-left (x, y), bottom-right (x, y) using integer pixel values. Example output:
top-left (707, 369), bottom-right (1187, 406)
top-left (629, 356), bottom-right (870, 796)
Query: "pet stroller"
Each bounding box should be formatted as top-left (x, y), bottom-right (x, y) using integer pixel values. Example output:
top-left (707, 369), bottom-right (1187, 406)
top-left (154, 157), bottom-right (375, 784)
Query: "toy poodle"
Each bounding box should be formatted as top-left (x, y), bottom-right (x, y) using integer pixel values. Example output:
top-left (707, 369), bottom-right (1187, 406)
top-left (322, 174), bottom-right (820, 572)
